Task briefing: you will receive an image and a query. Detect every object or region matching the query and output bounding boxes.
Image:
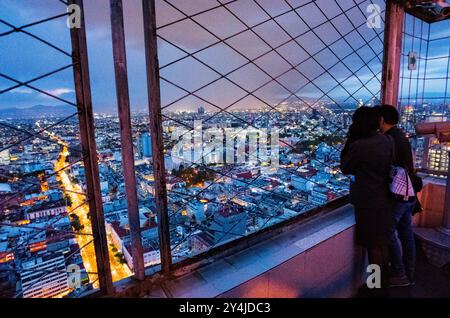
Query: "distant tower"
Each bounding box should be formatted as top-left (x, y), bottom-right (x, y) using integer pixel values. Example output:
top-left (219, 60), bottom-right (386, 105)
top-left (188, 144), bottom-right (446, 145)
top-left (138, 132), bottom-right (152, 159)
top-left (198, 106), bottom-right (205, 115)
top-left (401, 105), bottom-right (415, 134)
top-left (370, 96), bottom-right (381, 107)
top-left (357, 99), bottom-right (364, 108)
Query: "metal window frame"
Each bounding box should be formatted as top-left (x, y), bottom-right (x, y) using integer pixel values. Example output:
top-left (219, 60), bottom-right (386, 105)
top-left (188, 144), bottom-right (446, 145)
top-left (69, 0), bottom-right (114, 295)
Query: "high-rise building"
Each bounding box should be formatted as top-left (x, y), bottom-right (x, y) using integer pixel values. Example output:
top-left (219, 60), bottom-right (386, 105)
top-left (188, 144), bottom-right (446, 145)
top-left (138, 132), bottom-right (152, 159)
top-left (0, 149), bottom-right (10, 164)
top-left (400, 105), bottom-right (416, 135)
top-left (428, 143), bottom-right (450, 173)
top-left (19, 252), bottom-right (69, 298)
top-left (198, 106), bottom-right (205, 115)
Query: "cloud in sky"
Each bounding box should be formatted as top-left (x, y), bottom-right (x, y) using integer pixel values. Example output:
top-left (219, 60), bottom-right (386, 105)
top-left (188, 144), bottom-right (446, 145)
top-left (45, 88), bottom-right (74, 97)
top-left (11, 87), bottom-right (33, 94)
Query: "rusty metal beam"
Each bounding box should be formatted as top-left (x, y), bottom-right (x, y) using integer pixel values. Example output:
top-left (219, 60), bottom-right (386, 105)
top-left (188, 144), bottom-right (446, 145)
top-left (415, 121), bottom-right (450, 135)
top-left (404, 0), bottom-right (450, 23)
top-left (142, 0), bottom-right (172, 273)
top-left (381, 0), bottom-right (405, 108)
top-left (416, 121), bottom-right (450, 142)
top-left (110, 0), bottom-right (145, 281)
top-left (68, 0), bottom-right (114, 294)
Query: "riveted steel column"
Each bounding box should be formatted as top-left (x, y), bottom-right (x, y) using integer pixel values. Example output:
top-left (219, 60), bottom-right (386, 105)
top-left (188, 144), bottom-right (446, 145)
top-left (381, 0), bottom-right (405, 108)
top-left (110, 0), bottom-right (145, 280)
top-left (142, 0), bottom-right (172, 273)
top-left (68, 0), bottom-right (114, 295)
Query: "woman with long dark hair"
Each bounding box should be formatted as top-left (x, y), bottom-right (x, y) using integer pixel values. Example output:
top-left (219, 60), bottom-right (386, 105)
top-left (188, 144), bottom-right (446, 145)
top-left (341, 106), bottom-right (394, 294)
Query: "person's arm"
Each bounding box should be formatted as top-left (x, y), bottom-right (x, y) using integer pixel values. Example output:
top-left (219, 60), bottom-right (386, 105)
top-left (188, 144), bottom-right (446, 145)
top-left (340, 141), bottom-right (361, 175)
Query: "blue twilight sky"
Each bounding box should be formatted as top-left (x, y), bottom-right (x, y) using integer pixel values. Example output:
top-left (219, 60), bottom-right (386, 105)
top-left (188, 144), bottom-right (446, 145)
top-left (0, 0), bottom-right (449, 114)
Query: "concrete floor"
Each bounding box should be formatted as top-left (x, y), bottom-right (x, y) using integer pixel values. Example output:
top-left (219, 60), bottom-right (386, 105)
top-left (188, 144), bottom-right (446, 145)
top-left (356, 242), bottom-right (450, 298)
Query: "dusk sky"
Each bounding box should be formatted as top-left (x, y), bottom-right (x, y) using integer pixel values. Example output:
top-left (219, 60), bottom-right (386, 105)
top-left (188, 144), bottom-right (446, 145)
top-left (0, 0), bottom-right (449, 114)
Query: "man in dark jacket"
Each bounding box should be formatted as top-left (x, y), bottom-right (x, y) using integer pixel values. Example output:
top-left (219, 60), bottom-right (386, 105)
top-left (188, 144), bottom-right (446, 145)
top-left (378, 105), bottom-right (416, 287)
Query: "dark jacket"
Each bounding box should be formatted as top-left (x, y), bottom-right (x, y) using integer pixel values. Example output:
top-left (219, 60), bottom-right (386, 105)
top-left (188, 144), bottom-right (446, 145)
top-left (341, 133), bottom-right (394, 209)
top-left (385, 126), bottom-right (414, 175)
top-left (385, 126), bottom-right (422, 194)
top-left (341, 133), bottom-right (395, 247)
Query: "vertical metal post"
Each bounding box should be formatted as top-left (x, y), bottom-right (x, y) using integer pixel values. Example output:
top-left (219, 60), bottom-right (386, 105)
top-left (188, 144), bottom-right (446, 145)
top-left (110, 0), bottom-right (145, 280)
top-left (381, 0), bottom-right (405, 108)
top-left (68, 0), bottom-right (114, 294)
top-left (142, 0), bottom-right (172, 273)
top-left (422, 136), bottom-right (430, 170)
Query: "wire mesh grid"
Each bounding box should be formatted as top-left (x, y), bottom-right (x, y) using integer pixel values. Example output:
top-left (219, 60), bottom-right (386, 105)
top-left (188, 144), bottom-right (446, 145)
top-left (152, 0), bottom-right (386, 262)
top-left (0, 0), bottom-right (101, 298)
top-left (398, 14), bottom-right (450, 174)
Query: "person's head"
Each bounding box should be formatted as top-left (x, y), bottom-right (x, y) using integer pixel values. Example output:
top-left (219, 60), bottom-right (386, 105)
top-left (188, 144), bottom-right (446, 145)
top-left (348, 106), bottom-right (380, 141)
top-left (377, 104), bottom-right (399, 133)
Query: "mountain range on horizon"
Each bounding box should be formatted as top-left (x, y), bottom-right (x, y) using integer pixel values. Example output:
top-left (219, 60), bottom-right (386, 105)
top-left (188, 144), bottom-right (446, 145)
top-left (0, 105), bottom-right (75, 119)
top-left (1, 94), bottom-right (447, 119)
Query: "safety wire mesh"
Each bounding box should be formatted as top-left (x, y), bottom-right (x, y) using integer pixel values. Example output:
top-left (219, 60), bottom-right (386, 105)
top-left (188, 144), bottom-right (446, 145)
top-left (399, 14), bottom-right (450, 176)
top-left (152, 0), bottom-right (387, 263)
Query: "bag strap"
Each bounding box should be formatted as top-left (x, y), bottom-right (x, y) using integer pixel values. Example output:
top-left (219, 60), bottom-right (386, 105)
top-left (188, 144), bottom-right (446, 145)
top-left (404, 162), bottom-right (410, 200)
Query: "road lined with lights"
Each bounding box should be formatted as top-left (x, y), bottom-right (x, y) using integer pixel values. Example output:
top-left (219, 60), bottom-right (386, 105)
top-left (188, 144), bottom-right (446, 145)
top-left (40, 125), bottom-right (132, 289)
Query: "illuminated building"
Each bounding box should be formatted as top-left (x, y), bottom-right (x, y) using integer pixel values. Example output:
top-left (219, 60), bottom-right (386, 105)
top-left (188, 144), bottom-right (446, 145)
top-left (137, 132), bottom-right (152, 159)
top-left (0, 150), bottom-right (10, 164)
top-left (428, 142), bottom-right (450, 173)
top-left (19, 252), bottom-right (69, 298)
top-left (26, 202), bottom-right (67, 220)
